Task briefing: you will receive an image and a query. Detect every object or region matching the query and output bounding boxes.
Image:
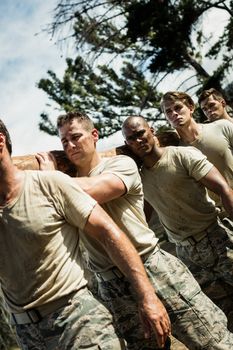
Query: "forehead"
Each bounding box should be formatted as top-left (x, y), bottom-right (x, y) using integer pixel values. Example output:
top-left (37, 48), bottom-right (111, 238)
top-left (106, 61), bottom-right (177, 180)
top-left (200, 95), bottom-right (216, 106)
top-left (59, 119), bottom-right (89, 137)
top-left (163, 99), bottom-right (184, 109)
top-left (124, 119), bottom-right (146, 134)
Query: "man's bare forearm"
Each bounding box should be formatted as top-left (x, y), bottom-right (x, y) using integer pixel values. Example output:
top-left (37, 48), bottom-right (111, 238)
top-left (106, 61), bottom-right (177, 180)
top-left (84, 204), bottom-right (171, 347)
top-left (85, 204), bottom-right (154, 297)
top-left (221, 188), bottom-right (233, 219)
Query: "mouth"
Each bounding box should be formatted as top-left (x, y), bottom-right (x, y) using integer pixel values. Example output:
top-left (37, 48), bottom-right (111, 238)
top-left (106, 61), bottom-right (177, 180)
top-left (173, 117), bottom-right (183, 123)
top-left (69, 150), bottom-right (81, 158)
top-left (138, 144), bottom-right (148, 150)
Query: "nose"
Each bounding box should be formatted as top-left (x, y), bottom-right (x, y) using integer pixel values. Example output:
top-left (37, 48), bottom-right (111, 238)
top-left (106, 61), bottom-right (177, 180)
top-left (166, 110), bottom-right (177, 122)
top-left (67, 140), bottom-right (76, 150)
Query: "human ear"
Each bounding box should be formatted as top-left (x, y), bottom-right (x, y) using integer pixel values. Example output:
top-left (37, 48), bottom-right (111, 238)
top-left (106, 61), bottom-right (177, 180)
top-left (92, 128), bottom-right (99, 142)
top-left (0, 134), bottom-right (5, 150)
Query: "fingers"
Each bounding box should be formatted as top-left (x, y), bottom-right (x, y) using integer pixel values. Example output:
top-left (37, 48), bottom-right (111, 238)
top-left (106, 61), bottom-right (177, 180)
top-left (35, 152), bottom-right (56, 170)
top-left (140, 311), bottom-right (169, 348)
top-left (151, 315), bottom-right (170, 348)
top-left (139, 297), bottom-right (171, 348)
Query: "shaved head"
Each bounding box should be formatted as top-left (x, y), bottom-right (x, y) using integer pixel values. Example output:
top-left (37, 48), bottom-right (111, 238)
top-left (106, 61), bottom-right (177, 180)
top-left (122, 115), bottom-right (149, 137)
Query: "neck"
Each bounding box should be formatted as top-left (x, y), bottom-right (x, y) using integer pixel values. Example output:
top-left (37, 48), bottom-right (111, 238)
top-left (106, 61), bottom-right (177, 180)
top-left (175, 119), bottom-right (201, 143)
top-left (223, 110), bottom-right (232, 122)
top-left (143, 144), bottom-right (165, 168)
top-left (76, 151), bottom-right (102, 177)
top-left (0, 155), bottom-right (24, 207)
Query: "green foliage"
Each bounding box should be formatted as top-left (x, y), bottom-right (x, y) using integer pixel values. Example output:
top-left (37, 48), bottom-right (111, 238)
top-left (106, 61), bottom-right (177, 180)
top-left (38, 0), bottom-right (233, 137)
top-left (38, 56), bottom-right (163, 137)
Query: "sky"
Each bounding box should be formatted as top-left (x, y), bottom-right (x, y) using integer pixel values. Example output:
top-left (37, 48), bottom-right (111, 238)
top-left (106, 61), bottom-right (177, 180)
top-left (0, 1), bottom-right (230, 156)
top-left (0, 0), bottom-right (68, 156)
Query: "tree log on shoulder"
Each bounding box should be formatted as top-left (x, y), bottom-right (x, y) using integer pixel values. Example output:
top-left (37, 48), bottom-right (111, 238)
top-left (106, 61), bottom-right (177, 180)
top-left (12, 145), bottom-right (141, 176)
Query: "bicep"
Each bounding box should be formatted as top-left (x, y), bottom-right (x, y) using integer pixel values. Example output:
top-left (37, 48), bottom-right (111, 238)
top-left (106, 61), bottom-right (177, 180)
top-left (199, 166), bottom-right (230, 195)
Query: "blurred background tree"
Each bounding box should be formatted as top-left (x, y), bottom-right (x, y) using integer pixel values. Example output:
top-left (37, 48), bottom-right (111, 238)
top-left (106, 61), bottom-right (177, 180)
top-left (38, 0), bottom-right (233, 136)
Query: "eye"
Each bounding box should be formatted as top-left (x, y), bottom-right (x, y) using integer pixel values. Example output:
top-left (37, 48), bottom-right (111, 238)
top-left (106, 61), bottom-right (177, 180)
top-left (62, 140), bottom-right (68, 148)
top-left (126, 135), bottom-right (135, 142)
top-left (174, 105), bottom-right (182, 112)
top-left (137, 130), bottom-right (145, 137)
top-left (72, 134), bottom-right (81, 142)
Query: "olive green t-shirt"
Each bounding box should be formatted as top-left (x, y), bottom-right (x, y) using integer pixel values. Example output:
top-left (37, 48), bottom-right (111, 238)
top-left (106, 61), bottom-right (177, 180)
top-left (80, 155), bottom-right (158, 272)
top-left (0, 170), bottom-right (96, 313)
top-left (141, 147), bottom-right (218, 243)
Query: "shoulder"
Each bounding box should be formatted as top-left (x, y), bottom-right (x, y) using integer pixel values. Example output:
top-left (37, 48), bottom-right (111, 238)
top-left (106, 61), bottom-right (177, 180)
top-left (166, 145), bottom-right (204, 158)
top-left (101, 155), bottom-right (138, 172)
top-left (169, 146), bottom-right (207, 167)
top-left (30, 170), bottom-right (74, 191)
top-left (204, 119), bottom-right (233, 130)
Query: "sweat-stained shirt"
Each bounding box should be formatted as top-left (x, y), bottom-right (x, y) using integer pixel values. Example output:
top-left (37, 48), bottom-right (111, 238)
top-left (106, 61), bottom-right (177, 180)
top-left (141, 146), bottom-right (219, 243)
top-left (0, 170), bottom-right (96, 313)
top-left (80, 155), bottom-right (158, 272)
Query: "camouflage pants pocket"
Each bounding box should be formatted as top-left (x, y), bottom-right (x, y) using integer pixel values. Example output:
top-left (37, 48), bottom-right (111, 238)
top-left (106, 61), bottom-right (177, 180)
top-left (97, 278), bottom-right (164, 350)
top-left (144, 249), bottom-right (233, 350)
top-left (165, 289), bottom-right (233, 350)
top-left (176, 236), bottom-right (218, 269)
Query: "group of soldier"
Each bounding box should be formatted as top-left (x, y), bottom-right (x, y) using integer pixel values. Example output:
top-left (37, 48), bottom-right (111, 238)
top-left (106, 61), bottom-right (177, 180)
top-left (0, 88), bottom-right (233, 350)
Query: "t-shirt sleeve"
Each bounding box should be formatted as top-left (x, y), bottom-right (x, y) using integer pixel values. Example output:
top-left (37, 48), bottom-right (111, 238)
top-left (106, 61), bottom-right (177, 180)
top-left (49, 172), bottom-right (97, 230)
top-left (181, 147), bottom-right (213, 181)
top-left (101, 155), bottom-right (140, 194)
top-left (221, 120), bottom-right (233, 148)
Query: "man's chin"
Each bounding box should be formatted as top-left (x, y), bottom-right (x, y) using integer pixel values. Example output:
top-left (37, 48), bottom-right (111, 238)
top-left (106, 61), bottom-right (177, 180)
top-left (209, 115), bottom-right (220, 122)
top-left (69, 154), bottom-right (82, 165)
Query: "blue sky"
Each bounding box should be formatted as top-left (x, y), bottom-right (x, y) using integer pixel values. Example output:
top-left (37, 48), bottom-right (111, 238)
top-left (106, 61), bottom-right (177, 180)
top-left (0, 1), bottom-right (230, 156)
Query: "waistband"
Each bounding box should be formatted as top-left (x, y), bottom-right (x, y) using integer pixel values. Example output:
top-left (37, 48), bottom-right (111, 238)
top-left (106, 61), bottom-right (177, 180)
top-left (95, 247), bottom-right (159, 282)
top-left (95, 267), bottom-right (124, 282)
top-left (176, 220), bottom-right (219, 247)
top-left (11, 289), bottom-right (81, 326)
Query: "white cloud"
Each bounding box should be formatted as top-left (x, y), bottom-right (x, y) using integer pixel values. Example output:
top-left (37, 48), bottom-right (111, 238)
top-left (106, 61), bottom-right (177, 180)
top-left (0, 0), bottom-right (66, 156)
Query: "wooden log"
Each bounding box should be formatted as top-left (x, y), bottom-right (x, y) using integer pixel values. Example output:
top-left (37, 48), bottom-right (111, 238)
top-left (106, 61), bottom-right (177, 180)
top-left (12, 151), bottom-right (77, 177)
top-left (12, 130), bottom-right (181, 175)
top-left (12, 145), bottom-right (141, 176)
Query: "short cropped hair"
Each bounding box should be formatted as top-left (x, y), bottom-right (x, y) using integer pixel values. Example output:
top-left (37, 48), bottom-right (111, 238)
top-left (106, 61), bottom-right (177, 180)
top-left (160, 91), bottom-right (195, 111)
top-left (0, 119), bottom-right (12, 155)
top-left (57, 111), bottom-right (94, 131)
top-left (198, 88), bottom-right (225, 105)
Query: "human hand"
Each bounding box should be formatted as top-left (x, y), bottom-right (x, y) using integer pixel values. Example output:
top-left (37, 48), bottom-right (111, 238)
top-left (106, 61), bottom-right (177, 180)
top-left (35, 152), bottom-right (56, 171)
top-left (138, 293), bottom-right (171, 348)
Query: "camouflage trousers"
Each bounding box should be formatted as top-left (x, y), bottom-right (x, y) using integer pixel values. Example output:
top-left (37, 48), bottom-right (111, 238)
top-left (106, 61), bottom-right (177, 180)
top-left (97, 248), bottom-right (233, 350)
top-left (176, 219), bottom-right (233, 326)
top-left (14, 287), bottom-right (124, 350)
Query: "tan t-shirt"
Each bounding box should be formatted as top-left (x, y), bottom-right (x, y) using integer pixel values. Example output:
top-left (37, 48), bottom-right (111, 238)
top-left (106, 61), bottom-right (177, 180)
top-left (0, 170), bottom-right (96, 313)
top-left (185, 120), bottom-right (233, 188)
top-left (80, 155), bottom-right (158, 272)
top-left (141, 147), bottom-right (218, 243)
